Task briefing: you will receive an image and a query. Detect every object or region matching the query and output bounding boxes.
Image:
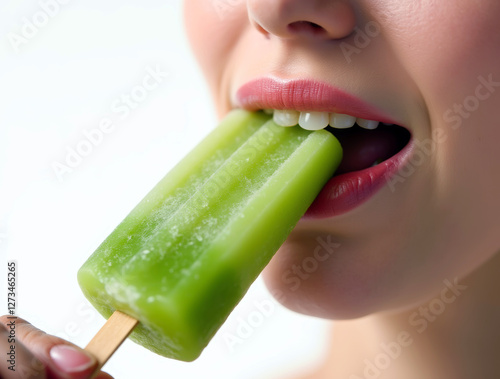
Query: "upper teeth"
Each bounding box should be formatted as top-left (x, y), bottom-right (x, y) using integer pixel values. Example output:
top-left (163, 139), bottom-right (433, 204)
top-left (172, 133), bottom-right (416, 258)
top-left (270, 109), bottom-right (380, 131)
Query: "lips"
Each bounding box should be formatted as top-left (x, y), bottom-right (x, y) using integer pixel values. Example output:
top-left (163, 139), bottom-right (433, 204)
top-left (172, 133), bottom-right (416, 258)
top-left (235, 77), bottom-right (399, 124)
top-left (235, 77), bottom-right (413, 218)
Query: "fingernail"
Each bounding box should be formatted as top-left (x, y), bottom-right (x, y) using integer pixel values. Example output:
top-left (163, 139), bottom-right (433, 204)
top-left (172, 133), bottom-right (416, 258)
top-left (50, 345), bottom-right (96, 373)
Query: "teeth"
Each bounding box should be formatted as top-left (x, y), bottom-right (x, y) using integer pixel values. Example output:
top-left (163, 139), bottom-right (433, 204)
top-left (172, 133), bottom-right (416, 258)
top-left (299, 112), bottom-right (330, 130)
top-left (330, 113), bottom-right (356, 129)
top-left (356, 118), bottom-right (379, 130)
top-left (273, 109), bottom-right (300, 127)
top-left (268, 109), bottom-right (381, 131)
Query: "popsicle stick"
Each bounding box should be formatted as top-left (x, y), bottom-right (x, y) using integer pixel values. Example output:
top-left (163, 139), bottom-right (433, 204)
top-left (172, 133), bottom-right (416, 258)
top-left (85, 310), bottom-right (138, 369)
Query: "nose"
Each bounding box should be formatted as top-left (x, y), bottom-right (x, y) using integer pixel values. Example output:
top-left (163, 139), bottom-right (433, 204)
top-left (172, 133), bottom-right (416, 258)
top-left (247, 0), bottom-right (356, 40)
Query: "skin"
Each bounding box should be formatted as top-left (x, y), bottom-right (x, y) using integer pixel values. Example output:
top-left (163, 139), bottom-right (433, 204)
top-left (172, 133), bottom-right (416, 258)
top-left (0, 316), bottom-right (113, 379)
top-left (184, 0), bottom-right (500, 378)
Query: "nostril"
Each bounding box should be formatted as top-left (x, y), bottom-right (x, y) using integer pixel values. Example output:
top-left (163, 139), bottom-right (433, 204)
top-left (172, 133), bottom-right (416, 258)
top-left (248, 0), bottom-right (356, 41)
top-left (288, 21), bottom-right (327, 36)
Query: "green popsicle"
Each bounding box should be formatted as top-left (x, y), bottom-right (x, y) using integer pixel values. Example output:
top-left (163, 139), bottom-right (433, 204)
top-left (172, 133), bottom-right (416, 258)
top-left (78, 110), bottom-right (342, 362)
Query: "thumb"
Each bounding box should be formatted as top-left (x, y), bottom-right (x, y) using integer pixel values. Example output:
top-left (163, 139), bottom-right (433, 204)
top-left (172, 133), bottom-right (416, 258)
top-left (1, 315), bottom-right (112, 379)
top-left (0, 316), bottom-right (45, 379)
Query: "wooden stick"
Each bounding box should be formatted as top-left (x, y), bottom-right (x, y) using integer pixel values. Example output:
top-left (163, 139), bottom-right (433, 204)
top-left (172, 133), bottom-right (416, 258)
top-left (85, 310), bottom-right (138, 370)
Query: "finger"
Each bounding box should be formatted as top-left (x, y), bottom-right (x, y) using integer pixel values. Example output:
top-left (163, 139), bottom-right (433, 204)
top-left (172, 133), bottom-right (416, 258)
top-left (0, 318), bottom-right (46, 379)
top-left (0, 315), bottom-right (99, 379)
top-left (93, 372), bottom-right (114, 379)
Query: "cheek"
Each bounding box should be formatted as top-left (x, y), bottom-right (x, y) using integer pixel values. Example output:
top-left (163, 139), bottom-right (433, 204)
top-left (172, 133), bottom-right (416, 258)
top-left (386, 2), bottom-right (500, 268)
top-left (422, 6), bottom-right (500, 258)
top-left (374, 2), bottom-right (500, 123)
top-left (184, 0), bottom-right (248, 109)
top-left (388, 2), bottom-right (500, 118)
top-left (183, 1), bottom-right (220, 80)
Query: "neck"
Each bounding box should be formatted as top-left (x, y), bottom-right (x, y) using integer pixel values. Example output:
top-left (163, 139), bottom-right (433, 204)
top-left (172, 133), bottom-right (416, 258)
top-left (302, 251), bottom-right (500, 379)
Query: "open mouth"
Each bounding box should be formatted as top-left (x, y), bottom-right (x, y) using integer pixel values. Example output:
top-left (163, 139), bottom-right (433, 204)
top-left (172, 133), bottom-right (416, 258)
top-left (236, 78), bottom-right (415, 218)
top-left (264, 109), bottom-right (412, 175)
top-left (326, 122), bottom-right (411, 175)
top-left (252, 108), bottom-right (413, 218)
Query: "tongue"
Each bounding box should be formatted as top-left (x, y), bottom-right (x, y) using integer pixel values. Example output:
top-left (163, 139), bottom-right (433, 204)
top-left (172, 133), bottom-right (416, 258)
top-left (330, 125), bottom-right (410, 174)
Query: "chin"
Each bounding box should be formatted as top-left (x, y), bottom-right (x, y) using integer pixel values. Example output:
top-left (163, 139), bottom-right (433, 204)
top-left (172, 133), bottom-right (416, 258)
top-left (261, 230), bottom-right (396, 320)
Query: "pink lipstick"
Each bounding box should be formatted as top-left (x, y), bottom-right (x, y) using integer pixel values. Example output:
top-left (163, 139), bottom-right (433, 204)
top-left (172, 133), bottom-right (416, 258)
top-left (236, 77), bottom-right (399, 125)
top-left (235, 77), bottom-right (413, 218)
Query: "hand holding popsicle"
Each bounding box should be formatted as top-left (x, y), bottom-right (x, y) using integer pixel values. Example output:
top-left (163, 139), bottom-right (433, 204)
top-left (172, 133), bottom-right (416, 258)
top-left (0, 315), bottom-right (113, 379)
top-left (78, 110), bottom-right (342, 366)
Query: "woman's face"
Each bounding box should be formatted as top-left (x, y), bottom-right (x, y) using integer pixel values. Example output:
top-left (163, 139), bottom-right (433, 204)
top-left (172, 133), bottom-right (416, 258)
top-left (184, 0), bottom-right (500, 319)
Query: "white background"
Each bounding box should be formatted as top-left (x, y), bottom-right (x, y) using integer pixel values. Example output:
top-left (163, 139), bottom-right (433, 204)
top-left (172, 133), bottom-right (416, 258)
top-left (0, 1), bottom-right (331, 378)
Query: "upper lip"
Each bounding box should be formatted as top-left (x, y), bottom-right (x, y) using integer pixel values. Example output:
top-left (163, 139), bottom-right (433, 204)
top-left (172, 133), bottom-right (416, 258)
top-left (234, 76), bottom-right (400, 125)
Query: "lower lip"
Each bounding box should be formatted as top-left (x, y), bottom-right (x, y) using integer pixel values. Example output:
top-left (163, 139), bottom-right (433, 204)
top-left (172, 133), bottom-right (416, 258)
top-left (304, 138), bottom-right (414, 219)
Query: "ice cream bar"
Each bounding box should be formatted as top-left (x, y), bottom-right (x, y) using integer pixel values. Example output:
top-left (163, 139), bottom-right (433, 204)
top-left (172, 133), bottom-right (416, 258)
top-left (78, 110), bottom-right (342, 362)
